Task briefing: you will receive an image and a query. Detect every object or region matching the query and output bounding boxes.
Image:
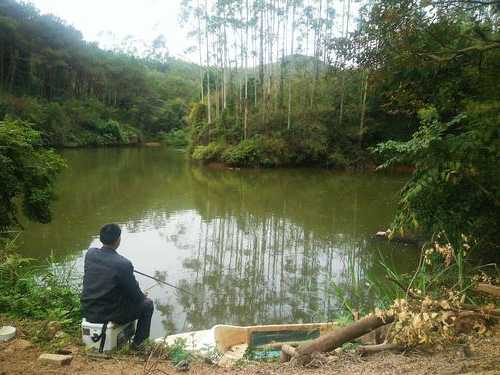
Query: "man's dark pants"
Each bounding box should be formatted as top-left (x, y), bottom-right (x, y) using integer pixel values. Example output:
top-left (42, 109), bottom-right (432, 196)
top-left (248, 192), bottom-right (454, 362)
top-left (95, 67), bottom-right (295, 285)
top-left (117, 297), bottom-right (154, 345)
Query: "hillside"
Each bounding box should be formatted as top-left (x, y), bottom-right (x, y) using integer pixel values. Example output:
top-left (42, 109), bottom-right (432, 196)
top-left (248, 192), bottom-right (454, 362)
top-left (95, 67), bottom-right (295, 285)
top-left (0, 0), bottom-right (199, 146)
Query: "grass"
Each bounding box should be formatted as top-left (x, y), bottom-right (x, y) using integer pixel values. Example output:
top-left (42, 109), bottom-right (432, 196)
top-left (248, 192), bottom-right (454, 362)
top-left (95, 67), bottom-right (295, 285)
top-left (0, 234), bottom-right (82, 352)
top-left (368, 238), bottom-right (499, 311)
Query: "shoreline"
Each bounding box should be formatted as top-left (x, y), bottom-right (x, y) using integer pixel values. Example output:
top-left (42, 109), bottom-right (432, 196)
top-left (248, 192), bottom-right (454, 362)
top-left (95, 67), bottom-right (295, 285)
top-left (1, 314), bottom-right (499, 374)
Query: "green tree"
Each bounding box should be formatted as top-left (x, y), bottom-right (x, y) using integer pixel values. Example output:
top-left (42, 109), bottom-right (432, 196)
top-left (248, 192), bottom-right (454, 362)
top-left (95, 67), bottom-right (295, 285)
top-left (0, 118), bottom-right (65, 229)
top-left (375, 104), bottom-right (500, 259)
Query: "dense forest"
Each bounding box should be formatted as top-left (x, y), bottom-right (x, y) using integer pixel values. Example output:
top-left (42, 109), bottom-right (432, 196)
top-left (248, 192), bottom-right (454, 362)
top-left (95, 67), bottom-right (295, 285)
top-left (0, 0), bottom-right (199, 146)
top-left (181, 0), bottom-right (499, 168)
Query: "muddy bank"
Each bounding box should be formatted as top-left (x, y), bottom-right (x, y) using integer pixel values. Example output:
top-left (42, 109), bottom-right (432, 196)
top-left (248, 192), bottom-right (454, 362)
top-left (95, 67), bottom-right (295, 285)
top-left (1, 320), bottom-right (499, 375)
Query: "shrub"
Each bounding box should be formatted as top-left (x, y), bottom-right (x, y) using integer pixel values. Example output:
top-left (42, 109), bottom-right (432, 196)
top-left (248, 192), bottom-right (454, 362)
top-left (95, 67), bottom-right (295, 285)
top-left (0, 118), bottom-right (65, 228)
top-left (221, 139), bottom-right (261, 166)
top-left (221, 136), bottom-right (290, 167)
top-left (161, 128), bottom-right (190, 148)
top-left (191, 142), bottom-right (225, 162)
top-left (374, 103), bottom-right (500, 259)
top-left (0, 251), bottom-right (81, 333)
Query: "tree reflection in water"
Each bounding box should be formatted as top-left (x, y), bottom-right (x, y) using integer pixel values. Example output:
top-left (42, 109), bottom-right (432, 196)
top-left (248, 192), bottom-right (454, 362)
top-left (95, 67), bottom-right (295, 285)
top-left (155, 213), bottom-right (412, 332)
top-left (17, 148), bottom-right (417, 336)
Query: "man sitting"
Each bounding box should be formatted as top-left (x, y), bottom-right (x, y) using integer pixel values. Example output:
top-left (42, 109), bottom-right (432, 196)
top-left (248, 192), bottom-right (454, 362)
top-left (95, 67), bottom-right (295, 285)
top-left (81, 223), bottom-right (154, 349)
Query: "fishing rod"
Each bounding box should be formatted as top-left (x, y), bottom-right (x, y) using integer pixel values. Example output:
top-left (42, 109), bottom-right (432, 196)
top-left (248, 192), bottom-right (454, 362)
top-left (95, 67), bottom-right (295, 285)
top-left (134, 270), bottom-right (195, 296)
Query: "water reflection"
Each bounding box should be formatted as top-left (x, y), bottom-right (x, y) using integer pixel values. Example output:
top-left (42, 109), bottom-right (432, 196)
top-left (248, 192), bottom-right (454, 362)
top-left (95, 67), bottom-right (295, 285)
top-left (18, 147), bottom-right (417, 338)
top-left (158, 214), bottom-right (412, 333)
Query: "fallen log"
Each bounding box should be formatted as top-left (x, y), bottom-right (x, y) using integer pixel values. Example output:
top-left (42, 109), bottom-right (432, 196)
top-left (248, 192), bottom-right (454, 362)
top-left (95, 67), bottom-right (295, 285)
top-left (280, 344), bottom-right (297, 363)
top-left (356, 343), bottom-right (404, 355)
top-left (474, 283), bottom-right (500, 299)
top-left (462, 304), bottom-right (500, 317)
top-left (282, 314), bottom-right (395, 365)
top-left (262, 340), bottom-right (312, 351)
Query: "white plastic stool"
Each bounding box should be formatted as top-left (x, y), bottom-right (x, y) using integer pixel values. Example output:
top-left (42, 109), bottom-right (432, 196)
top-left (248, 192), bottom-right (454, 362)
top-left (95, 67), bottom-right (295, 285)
top-left (81, 319), bottom-right (136, 352)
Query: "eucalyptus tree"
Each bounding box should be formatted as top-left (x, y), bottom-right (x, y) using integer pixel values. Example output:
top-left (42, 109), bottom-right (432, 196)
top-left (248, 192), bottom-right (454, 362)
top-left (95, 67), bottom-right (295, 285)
top-left (338, 0), bottom-right (352, 127)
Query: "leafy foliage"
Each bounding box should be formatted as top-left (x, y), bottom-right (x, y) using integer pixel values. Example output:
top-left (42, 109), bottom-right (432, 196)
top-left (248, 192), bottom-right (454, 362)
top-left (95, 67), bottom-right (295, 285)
top-left (0, 118), bottom-right (65, 229)
top-left (375, 104), bottom-right (500, 258)
top-left (161, 128), bottom-right (190, 148)
top-left (0, 0), bottom-right (198, 145)
top-left (0, 251), bottom-right (81, 333)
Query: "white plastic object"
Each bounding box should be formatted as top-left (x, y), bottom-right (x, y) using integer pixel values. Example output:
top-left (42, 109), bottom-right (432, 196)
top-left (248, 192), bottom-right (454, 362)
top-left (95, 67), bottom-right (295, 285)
top-left (0, 326), bottom-right (16, 342)
top-left (81, 319), bottom-right (135, 352)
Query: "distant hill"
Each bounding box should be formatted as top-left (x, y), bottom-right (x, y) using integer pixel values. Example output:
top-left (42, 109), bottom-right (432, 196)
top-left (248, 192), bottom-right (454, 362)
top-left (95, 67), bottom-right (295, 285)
top-left (0, 0), bottom-right (199, 146)
top-left (232, 53), bottom-right (330, 79)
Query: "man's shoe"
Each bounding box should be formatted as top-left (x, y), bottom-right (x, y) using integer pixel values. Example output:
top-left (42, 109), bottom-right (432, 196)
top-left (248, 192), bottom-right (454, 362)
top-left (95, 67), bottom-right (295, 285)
top-left (130, 342), bottom-right (147, 354)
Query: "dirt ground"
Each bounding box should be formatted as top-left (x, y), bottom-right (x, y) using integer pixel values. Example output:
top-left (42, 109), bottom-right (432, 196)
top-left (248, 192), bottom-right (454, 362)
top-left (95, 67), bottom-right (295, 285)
top-left (1, 325), bottom-right (499, 375)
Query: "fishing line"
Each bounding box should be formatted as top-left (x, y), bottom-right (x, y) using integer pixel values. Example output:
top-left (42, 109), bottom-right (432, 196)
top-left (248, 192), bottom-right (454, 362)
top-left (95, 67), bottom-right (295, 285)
top-left (134, 269), bottom-right (195, 296)
top-left (134, 270), bottom-right (199, 333)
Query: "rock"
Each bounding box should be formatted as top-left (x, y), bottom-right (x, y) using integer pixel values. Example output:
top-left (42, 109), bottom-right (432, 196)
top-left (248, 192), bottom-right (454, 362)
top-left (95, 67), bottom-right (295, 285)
top-left (55, 331), bottom-right (68, 339)
top-left (38, 353), bottom-right (73, 366)
top-left (5, 339), bottom-right (33, 353)
top-left (46, 321), bottom-right (62, 337)
top-left (56, 348), bottom-right (73, 355)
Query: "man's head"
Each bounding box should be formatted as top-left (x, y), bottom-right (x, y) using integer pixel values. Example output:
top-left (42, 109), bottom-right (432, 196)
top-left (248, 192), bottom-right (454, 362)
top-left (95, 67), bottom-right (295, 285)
top-left (100, 223), bottom-right (121, 249)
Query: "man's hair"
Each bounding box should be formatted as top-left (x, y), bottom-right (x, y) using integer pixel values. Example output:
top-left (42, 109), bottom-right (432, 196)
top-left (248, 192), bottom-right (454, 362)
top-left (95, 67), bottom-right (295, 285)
top-left (100, 223), bottom-right (121, 245)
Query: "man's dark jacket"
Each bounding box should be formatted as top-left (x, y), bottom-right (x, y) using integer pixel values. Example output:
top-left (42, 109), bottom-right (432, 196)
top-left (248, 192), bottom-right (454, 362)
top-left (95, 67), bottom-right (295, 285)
top-left (81, 247), bottom-right (145, 323)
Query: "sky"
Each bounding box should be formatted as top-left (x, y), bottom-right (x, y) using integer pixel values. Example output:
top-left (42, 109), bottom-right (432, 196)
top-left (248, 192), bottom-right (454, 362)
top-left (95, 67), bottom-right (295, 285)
top-left (29, 0), bottom-right (195, 61)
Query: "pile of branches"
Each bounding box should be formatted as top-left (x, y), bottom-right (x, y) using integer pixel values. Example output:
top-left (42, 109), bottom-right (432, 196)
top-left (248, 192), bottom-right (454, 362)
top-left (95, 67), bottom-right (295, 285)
top-left (279, 283), bottom-right (500, 367)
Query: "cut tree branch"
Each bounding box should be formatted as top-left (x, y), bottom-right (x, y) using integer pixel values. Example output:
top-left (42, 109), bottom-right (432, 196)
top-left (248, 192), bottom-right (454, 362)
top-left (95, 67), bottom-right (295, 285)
top-left (419, 42), bottom-right (500, 63)
top-left (357, 343), bottom-right (404, 355)
top-left (474, 283), bottom-right (500, 298)
top-left (281, 315), bottom-right (395, 365)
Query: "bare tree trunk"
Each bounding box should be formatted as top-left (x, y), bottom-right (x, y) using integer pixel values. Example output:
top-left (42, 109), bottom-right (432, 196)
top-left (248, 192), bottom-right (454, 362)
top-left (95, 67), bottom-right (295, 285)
top-left (269, 0), bottom-right (275, 112)
top-left (359, 71), bottom-right (369, 145)
top-left (0, 41), bottom-right (4, 88)
top-left (279, 0), bottom-right (287, 111)
top-left (205, 0), bottom-right (212, 127)
top-left (244, 0), bottom-right (249, 140)
top-left (475, 283), bottom-right (500, 298)
top-left (338, 0), bottom-right (351, 127)
top-left (310, 0), bottom-right (322, 108)
top-left (253, 21), bottom-right (258, 108)
top-left (215, 30), bottom-right (220, 121)
top-left (8, 49), bottom-right (18, 92)
top-left (223, 9), bottom-right (228, 111)
top-left (287, 1), bottom-right (296, 130)
top-left (259, 3), bottom-right (265, 122)
top-left (197, 0), bottom-right (204, 103)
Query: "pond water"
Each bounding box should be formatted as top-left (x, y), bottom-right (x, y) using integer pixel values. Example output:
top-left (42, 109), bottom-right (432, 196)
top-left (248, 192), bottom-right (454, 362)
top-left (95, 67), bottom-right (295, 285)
top-left (18, 147), bottom-right (418, 339)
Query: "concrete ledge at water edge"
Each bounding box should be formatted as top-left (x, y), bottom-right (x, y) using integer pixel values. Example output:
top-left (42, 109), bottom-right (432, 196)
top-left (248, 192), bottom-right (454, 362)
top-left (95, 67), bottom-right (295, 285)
top-left (38, 353), bottom-right (73, 366)
top-left (143, 142), bottom-right (162, 147)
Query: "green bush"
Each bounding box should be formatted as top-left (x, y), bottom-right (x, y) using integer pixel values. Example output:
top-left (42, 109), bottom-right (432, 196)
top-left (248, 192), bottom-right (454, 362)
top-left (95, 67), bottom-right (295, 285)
top-left (191, 142), bottom-right (225, 162)
top-left (221, 139), bottom-right (261, 166)
top-left (0, 118), bottom-right (65, 228)
top-left (222, 136), bottom-right (289, 167)
top-left (374, 103), bottom-right (500, 259)
top-left (161, 128), bottom-right (190, 148)
top-left (0, 252), bottom-right (81, 333)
